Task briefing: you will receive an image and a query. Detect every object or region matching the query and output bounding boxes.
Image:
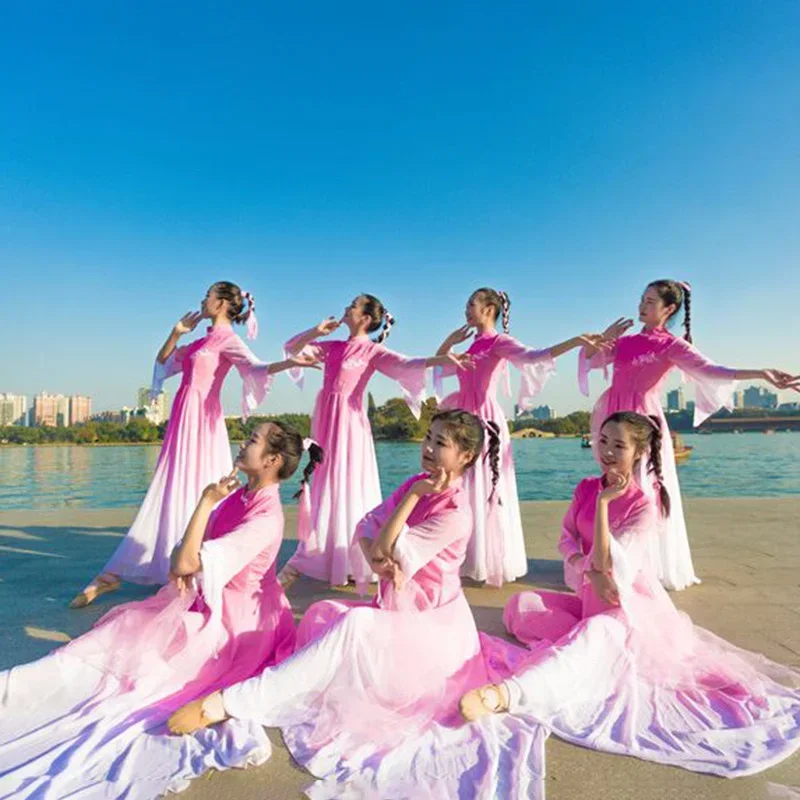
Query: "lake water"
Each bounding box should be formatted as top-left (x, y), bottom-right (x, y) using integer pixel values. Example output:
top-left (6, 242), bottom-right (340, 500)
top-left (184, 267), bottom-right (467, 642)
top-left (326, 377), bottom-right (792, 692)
top-left (1, 433), bottom-right (798, 510)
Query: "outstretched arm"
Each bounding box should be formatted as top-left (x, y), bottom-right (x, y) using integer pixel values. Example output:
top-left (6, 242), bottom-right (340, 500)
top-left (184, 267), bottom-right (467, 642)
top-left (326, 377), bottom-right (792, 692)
top-left (284, 317), bottom-right (340, 356)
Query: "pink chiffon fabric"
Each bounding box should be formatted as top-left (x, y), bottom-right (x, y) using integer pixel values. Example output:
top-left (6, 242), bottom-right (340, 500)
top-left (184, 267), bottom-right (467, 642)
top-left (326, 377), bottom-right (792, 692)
top-left (579, 327), bottom-right (739, 590)
top-left (496, 477), bottom-right (800, 784)
top-left (0, 484), bottom-right (296, 798)
top-left (284, 333), bottom-right (429, 585)
top-left (104, 325), bottom-right (274, 584)
top-left (217, 474), bottom-right (531, 798)
top-left (435, 331), bottom-right (556, 586)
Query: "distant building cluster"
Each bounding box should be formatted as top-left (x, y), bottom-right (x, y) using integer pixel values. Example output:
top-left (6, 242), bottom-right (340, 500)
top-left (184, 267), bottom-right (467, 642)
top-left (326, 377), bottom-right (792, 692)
top-left (0, 388), bottom-right (170, 427)
top-left (666, 385), bottom-right (782, 413)
top-left (0, 392), bottom-right (92, 427)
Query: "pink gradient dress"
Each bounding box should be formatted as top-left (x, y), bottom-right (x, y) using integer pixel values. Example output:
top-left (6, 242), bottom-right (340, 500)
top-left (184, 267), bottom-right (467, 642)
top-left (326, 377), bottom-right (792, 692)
top-left (0, 483), bottom-right (296, 798)
top-left (435, 331), bottom-right (556, 586)
top-left (494, 476), bottom-right (800, 792)
top-left (103, 324), bottom-right (274, 584)
top-left (204, 474), bottom-right (528, 798)
top-left (579, 327), bottom-right (739, 590)
top-left (284, 333), bottom-right (429, 585)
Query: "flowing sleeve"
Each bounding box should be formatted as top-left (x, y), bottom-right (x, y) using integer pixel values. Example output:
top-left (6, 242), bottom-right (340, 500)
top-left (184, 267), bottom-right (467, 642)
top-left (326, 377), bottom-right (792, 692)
top-left (392, 504), bottom-right (470, 579)
top-left (283, 331), bottom-right (331, 389)
top-left (558, 483), bottom-right (587, 592)
top-left (493, 335), bottom-right (557, 413)
top-left (432, 360), bottom-right (460, 402)
top-left (372, 346), bottom-right (428, 419)
top-left (667, 338), bottom-right (739, 427)
top-left (221, 335), bottom-right (275, 420)
top-left (577, 341), bottom-right (616, 397)
top-left (150, 345), bottom-right (190, 399)
top-left (605, 497), bottom-right (658, 597)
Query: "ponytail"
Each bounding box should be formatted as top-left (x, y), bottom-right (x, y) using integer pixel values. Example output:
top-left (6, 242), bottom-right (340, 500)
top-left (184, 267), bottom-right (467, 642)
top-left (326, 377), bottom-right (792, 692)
top-left (679, 282), bottom-right (692, 344)
top-left (376, 311), bottom-right (395, 344)
top-left (483, 420), bottom-right (502, 502)
top-left (645, 415), bottom-right (671, 517)
top-left (498, 291), bottom-right (511, 334)
top-left (293, 441), bottom-right (325, 499)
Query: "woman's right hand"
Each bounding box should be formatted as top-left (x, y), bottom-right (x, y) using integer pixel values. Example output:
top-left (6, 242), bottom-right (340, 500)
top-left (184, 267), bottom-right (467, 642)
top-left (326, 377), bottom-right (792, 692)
top-left (315, 316), bottom-right (341, 336)
top-left (446, 324), bottom-right (474, 346)
top-left (174, 311), bottom-right (203, 336)
top-left (602, 317), bottom-right (634, 341)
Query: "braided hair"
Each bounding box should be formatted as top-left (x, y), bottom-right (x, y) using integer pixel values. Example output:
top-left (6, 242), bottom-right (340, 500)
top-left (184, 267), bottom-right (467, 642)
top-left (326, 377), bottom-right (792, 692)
top-left (211, 281), bottom-right (253, 326)
top-left (647, 279), bottom-right (692, 344)
top-left (469, 287), bottom-right (511, 333)
top-left (431, 409), bottom-right (502, 501)
top-left (294, 440), bottom-right (324, 499)
top-left (601, 411), bottom-right (671, 517)
top-left (359, 293), bottom-right (395, 343)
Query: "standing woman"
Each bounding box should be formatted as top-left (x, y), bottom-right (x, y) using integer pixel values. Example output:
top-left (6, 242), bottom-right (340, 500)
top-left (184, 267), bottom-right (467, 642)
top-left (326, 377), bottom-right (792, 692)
top-left (435, 287), bottom-right (608, 587)
top-left (579, 279), bottom-right (799, 590)
top-left (70, 281), bottom-right (317, 607)
top-left (278, 293), bottom-right (471, 589)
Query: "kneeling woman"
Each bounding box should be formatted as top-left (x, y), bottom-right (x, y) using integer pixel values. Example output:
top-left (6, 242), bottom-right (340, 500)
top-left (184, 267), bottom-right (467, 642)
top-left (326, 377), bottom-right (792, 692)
top-left (462, 411), bottom-right (800, 790)
top-left (168, 410), bottom-right (504, 797)
top-left (0, 421), bottom-right (318, 798)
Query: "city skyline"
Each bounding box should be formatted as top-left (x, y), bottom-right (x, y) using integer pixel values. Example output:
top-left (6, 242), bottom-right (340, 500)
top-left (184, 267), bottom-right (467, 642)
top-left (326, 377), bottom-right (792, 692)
top-left (2, 380), bottom-right (797, 429)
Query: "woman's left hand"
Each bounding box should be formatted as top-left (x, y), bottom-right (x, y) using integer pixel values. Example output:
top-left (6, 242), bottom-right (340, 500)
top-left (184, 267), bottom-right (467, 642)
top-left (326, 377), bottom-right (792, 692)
top-left (169, 571), bottom-right (194, 596)
top-left (578, 333), bottom-right (614, 351)
top-left (287, 353), bottom-right (322, 370)
top-left (764, 369), bottom-right (800, 392)
top-left (587, 569), bottom-right (620, 605)
top-left (446, 352), bottom-right (475, 370)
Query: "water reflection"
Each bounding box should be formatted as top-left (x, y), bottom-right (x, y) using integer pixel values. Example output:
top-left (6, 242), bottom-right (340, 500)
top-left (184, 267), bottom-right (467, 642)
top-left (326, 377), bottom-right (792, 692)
top-left (0, 434), bottom-right (798, 510)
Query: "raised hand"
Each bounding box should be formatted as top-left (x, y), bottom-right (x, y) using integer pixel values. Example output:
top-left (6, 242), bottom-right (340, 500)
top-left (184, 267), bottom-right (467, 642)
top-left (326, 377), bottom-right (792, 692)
top-left (602, 317), bottom-right (634, 341)
top-left (447, 324), bottom-right (474, 346)
top-left (202, 468), bottom-right (241, 504)
top-left (174, 311), bottom-right (203, 336)
top-left (315, 316), bottom-right (341, 336)
top-left (411, 466), bottom-right (452, 496)
top-left (598, 469), bottom-right (630, 504)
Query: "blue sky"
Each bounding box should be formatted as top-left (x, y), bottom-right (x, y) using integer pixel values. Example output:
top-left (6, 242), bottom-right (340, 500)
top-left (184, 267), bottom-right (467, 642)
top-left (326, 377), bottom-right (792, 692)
top-left (2, 1), bottom-right (799, 417)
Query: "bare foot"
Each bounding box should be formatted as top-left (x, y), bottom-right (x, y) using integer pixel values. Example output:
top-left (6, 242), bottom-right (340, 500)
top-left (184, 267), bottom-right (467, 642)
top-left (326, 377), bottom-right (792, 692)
top-left (277, 564), bottom-right (301, 590)
top-left (459, 683), bottom-right (510, 722)
top-left (69, 573), bottom-right (121, 609)
top-left (167, 692), bottom-right (227, 735)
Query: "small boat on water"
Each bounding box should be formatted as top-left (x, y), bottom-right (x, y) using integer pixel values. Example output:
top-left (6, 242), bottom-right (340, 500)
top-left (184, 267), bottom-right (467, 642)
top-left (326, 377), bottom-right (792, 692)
top-left (671, 431), bottom-right (693, 465)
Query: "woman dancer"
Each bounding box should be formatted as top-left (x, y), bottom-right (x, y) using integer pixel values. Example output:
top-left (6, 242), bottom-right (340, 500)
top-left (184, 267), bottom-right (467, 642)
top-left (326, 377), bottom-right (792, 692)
top-left (435, 286), bottom-right (608, 586)
top-left (278, 293), bottom-right (471, 588)
top-left (460, 412), bottom-right (800, 796)
top-left (70, 281), bottom-right (317, 607)
top-left (578, 279), bottom-right (799, 590)
top-left (0, 421), bottom-right (318, 798)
